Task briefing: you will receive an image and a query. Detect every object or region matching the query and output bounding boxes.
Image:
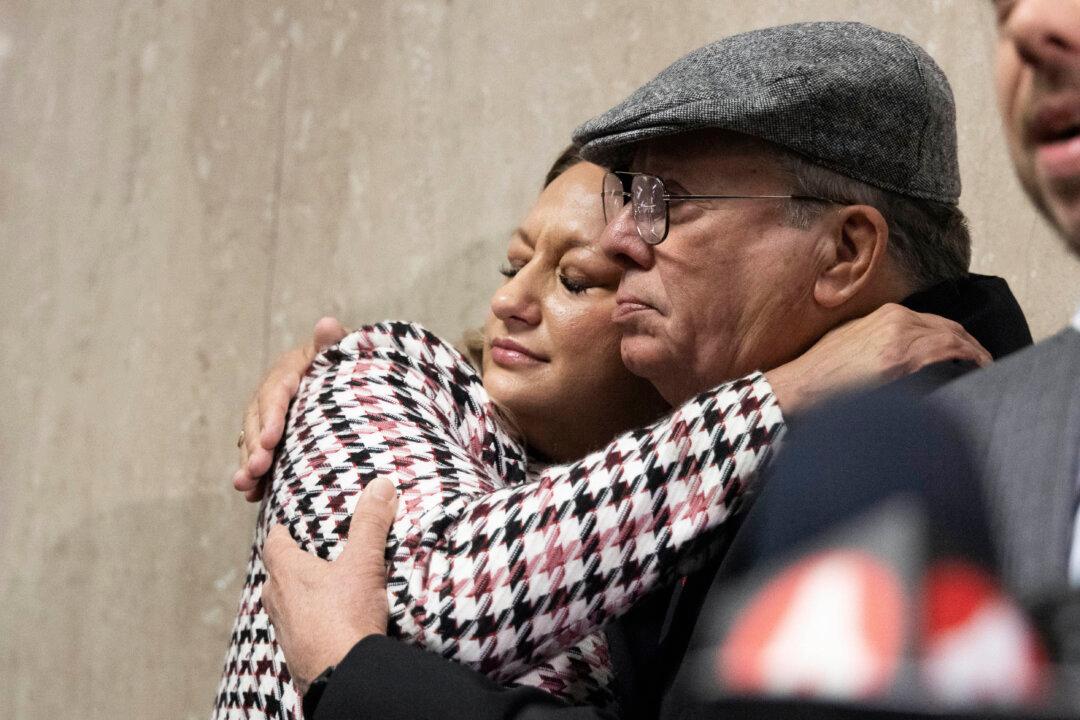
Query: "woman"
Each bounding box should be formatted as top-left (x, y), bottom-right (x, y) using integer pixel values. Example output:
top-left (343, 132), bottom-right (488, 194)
top-left (214, 147), bottom-right (988, 719)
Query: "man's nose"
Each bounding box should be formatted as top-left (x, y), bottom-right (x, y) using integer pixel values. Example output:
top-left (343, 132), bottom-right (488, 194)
top-left (599, 203), bottom-right (656, 270)
top-left (1005, 0), bottom-right (1080, 73)
top-left (490, 268), bottom-right (542, 327)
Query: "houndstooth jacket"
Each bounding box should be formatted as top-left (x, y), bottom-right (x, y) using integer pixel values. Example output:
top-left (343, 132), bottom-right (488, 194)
top-left (213, 321), bottom-right (784, 719)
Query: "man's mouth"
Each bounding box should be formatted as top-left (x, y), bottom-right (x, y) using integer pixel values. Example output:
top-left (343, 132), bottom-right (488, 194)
top-left (1030, 113), bottom-right (1080, 145)
top-left (613, 295), bottom-right (658, 322)
top-left (1029, 101), bottom-right (1080, 181)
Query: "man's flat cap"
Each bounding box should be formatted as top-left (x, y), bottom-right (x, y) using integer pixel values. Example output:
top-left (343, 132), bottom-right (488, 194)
top-left (573, 22), bottom-right (960, 204)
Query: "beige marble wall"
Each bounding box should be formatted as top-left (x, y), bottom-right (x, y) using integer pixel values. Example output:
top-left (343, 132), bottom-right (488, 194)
top-left (1, 1), bottom-right (1075, 718)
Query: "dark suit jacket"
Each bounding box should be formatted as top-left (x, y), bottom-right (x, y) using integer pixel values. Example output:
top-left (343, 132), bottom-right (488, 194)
top-left (310, 275), bottom-right (1034, 720)
top-left (658, 327), bottom-right (1080, 719)
top-left (933, 327), bottom-right (1080, 603)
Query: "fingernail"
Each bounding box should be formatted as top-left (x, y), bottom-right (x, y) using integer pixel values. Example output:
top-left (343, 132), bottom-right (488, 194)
top-left (368, 477), bottom-right (396, 502)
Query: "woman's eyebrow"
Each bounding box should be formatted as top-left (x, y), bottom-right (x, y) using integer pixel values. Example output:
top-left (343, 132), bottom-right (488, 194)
top-left (510, 227), bottom-right (534, 247)
top-left (513, 227), bottom-right (592, 251)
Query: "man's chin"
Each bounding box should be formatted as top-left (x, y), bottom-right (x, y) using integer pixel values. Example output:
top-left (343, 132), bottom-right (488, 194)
top-left (1036, 177), bottom-right (1080, 252)
top-left (1045, 201), bottom-right (1080, 256)
top-left (620, 335), bottom-right (664, 375)
top-left (619, 336), bottom-right (687, 404)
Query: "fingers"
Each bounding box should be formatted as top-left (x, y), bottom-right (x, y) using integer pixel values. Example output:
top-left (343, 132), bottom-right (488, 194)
top-left (234, 319), bottom-right (348, 503)
top-left (908, 314), bottom-right (993, 368)
top-left (246, 448), bottom-right (273, 480)
top-left (263, 524), bottom-right (317, 575)
top-left (943, 322), bottom-right (992, 367)
top-left (257, 373), bottom-right (296, 450)
top-left (263, 524), bottom-right (292, 574)
top-left (903, 329), bottom-right (991, 375)
top-left (339, 477), bottom-right (399, 571)
top-left (257, 371), bottom-right (294, 445)
top-left (232, 467), bottom-right (259, 494)
top-left (239, 399), bottom-right (259, 467)
top-left (262, 525), bottom-right (318, 623)
top-left (313, 316), bottom-right (348, 351)
top-left (873, 306), bottom-right (993, 369)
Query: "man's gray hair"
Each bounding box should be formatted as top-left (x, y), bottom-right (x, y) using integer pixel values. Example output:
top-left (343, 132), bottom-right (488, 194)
top-left (779, 153), bottom-right (972, 290)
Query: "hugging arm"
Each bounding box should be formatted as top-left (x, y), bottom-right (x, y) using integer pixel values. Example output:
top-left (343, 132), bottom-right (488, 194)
top-left (234, 317), bottom-right (350, 501)
top-left (274, 322), bottom-right (782, 683)
top-left (225, 304), bottom-right (988, 719)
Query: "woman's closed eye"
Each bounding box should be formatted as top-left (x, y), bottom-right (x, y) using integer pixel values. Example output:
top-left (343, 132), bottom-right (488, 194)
top-left (499, 262), bottom-right (522, 279)
top-left (559, 272), bottom-right (590, 294)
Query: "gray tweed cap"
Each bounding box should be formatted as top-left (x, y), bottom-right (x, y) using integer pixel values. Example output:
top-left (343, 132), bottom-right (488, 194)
top-left (573, 22), bottom-right (960, 204)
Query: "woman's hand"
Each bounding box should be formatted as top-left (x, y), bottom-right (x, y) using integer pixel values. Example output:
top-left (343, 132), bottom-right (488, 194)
top-left (766, 304), bottom-right (992, 415)
top-left (233, 317), bottom-right (349, 502)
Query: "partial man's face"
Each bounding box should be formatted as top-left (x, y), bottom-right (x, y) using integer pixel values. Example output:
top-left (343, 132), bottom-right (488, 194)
top-left (994, 0), bottom-right (1080, 250)
top-left (598, 130), bottom-right (827, 406)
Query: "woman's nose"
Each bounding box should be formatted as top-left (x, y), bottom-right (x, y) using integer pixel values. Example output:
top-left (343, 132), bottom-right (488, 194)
top-left (599, 202), bottom-right (656, 270)
top-left (490, 268), bottom-right (542, 326)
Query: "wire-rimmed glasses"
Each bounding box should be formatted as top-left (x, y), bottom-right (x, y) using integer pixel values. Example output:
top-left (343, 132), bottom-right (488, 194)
top-left (601, 171), bottom-right (838, 245)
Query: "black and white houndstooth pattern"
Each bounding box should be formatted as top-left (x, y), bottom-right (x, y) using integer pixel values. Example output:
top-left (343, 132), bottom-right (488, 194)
top-left (213, 321), bottom-right (784, 719)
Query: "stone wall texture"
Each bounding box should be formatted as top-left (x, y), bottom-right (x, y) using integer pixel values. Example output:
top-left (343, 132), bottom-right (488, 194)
top-left (2, 2), bottom-right (1076, 718)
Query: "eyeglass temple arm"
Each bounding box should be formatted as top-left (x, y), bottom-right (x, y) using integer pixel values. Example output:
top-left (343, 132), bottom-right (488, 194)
top-left (664, 193), bottom-right (840, 203)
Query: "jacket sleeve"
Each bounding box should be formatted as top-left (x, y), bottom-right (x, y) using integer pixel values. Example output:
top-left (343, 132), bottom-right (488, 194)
top-left (314, 635), bottom-right (617, 720)
top-left (278, 322), bottom-right (785, 683)
top-left (392, 369), bottom-right (783, 682)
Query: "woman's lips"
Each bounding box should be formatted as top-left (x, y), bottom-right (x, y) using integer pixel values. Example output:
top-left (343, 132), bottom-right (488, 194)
top-left (489, 338), bottom-right (547, 367)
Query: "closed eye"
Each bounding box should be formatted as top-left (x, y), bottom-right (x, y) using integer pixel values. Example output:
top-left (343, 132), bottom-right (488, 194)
top-left (499, 263), bottom-right (520, 279)
top-left (559, 273), bottom-right (589, 294)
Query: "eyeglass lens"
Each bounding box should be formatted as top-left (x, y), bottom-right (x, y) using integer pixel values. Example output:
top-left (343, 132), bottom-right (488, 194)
top-left (632, 174), bottom-right (667, 244)
top-left (602, 172), bottom-right (626, 226)
top-left (601, 172), bottom-right (668, 245)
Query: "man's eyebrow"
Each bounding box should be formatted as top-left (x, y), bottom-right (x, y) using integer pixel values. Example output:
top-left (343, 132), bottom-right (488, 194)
top-left (665, 177), bottom-right (693, 194)
top-left (624, 167), bottom-right (693, 194)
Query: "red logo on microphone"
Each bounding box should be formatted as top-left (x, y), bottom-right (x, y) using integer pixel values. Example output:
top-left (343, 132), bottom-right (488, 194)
top-left (718, 550), bottom-right (907, 700)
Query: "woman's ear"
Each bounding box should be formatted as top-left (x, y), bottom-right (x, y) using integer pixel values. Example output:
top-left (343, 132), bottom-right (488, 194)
top-left (812, 204), bottom-right (890, 309)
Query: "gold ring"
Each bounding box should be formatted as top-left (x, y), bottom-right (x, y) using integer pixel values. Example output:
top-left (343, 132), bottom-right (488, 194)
top-left (237, 429), bottom-right (246, 449)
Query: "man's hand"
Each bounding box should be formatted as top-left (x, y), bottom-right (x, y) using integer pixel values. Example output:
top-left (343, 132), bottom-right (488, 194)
top-left (234, 317), bottom-right (349, 502)
top-left (261, 476), bottom-right (398, 695)
top-left (766, 304), bottom-right (992, 415)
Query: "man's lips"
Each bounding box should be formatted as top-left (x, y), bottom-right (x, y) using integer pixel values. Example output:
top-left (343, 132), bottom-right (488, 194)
top-left (489, 337), bottom-right (548, 366)
top-left (612, 296), bottom-right (658, 322)
top-left (1027, 100), bottom-right (1080, 181)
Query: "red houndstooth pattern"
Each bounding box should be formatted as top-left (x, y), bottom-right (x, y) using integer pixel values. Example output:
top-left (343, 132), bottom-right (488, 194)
top-left (213, 321), bottom-right (784, 718)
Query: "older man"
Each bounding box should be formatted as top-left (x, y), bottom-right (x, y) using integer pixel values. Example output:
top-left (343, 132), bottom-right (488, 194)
top-left (656, 3), bottom-right (1080, 712)
top-left (244, 21), bottom-right (1033, 720)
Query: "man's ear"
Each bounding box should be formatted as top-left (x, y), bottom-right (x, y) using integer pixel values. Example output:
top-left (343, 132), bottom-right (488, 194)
top-left (812, 205), bottom-right (890, 309)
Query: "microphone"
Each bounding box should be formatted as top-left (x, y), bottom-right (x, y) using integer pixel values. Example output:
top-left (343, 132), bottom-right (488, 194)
top-left (665, 385), bottom-right (1052, 717)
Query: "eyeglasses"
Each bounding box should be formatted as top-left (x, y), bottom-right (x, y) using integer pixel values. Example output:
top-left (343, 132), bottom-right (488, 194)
top-left (602, 171), bottom-right (838, 245)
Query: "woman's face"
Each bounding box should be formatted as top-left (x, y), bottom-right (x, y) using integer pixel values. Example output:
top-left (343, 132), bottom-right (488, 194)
top-left (482, 162), bottom-right (669, 461)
